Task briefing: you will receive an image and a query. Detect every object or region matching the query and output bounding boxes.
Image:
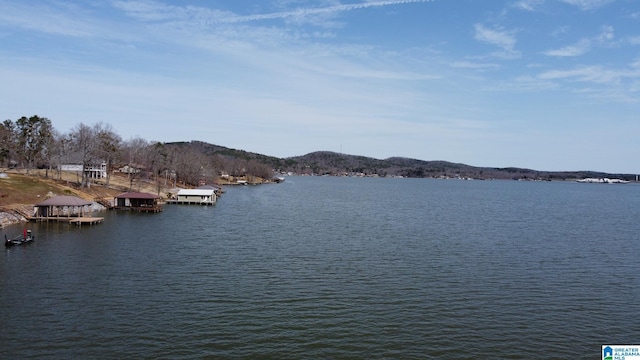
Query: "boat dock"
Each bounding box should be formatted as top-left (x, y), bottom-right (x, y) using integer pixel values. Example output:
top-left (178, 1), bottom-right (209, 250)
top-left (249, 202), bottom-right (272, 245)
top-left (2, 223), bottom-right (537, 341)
top-left (7, 205), bottom-right (104, 225)
top-left (165, 199), bottom-right (215, 205)
top-left (69, 217), bottom-right (104, 225)
top-left (112, 206), bottom-right (164, 213)
top-left (29, 216), bottom-right (105, 225)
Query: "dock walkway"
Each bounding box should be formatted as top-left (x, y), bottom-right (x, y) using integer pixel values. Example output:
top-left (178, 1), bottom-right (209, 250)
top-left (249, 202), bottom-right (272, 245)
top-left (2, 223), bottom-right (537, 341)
top-left (30, 216), bottom-right (104, 225)
top-left (166, 200), bottom-right (216, 205)
top-left (112, 206), bottom-right (163, 213)
top-left (69, 217), bottom-right (104, 225)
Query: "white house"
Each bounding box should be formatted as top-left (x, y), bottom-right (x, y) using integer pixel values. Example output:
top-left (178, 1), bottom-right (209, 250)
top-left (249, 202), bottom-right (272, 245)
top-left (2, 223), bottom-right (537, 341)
top-left (172, 189), bottom-right (216, 205)
top-left (60, 161), bottom-right (107, 179)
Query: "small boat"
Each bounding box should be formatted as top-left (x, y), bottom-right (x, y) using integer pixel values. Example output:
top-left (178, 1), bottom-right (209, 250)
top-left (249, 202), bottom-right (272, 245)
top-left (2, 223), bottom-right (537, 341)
top-left (4, 230), bottom-right (35, 248)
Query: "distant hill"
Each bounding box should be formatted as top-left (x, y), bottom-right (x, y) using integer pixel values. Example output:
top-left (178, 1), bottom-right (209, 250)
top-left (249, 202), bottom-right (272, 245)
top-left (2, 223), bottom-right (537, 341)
top-left (168, 141), bottom-right (635, 181)
top-left (282, 151), bottom-right (632, 180)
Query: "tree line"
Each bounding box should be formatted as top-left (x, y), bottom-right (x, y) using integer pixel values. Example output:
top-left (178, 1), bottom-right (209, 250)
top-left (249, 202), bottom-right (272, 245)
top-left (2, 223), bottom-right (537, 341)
top-left (0, 115), bottom-right (274, 190)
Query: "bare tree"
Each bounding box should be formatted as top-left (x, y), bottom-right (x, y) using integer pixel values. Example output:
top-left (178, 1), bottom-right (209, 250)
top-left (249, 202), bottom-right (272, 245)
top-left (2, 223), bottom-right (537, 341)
top-left (52, 130), bottom-right (72, 180)
top-left (246, 159), bottom-right (273, 180)
top-left (69, 123), bottom-right (95, 188)
top-left (172, 147), bottom-right (210, 186)
top-left (94, 122), bottom-right (122, 187)
top-left (121, 137), bottom-right (149, 190)
top-left (148, 142), bottom-right (169, 195)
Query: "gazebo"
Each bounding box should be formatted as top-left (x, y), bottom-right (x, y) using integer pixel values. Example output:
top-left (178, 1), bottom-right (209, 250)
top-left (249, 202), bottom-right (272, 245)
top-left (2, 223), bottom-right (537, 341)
top-left (34, 195), bottom-right (93, 218)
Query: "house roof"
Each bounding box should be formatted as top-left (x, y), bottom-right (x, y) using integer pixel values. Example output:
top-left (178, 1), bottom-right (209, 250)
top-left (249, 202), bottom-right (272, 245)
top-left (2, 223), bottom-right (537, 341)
top-left (177, 189), bottom-right (215, 196)
top-left (36, 195), bottom-right (93, 207)
top-left (115, 192), bottom-right (160, 199)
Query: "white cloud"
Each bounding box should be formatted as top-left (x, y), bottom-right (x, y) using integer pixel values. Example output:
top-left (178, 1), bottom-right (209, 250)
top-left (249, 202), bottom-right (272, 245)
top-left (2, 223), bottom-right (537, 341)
top-left (0, 2), bottom-right (95, 37)
top-left (111, 0), bottom-right (177, 21)
top-left (559, 0), bottom-right (614, 10)
top-left (450, 61), bottom-right (500, 70)
top-left (543, 38), bottom-right (591, 56)
top-left (539, 66), bottom-right (609, 82)
top-left (112, 0), bottom-right (435, 25)
top-left (474, 24), bottom-right (515, 49)
top-left (514, 0), bottom-right (544, 11)
top-left (473, 24), bottom-right (520, 58)
top-left (596, 25), bottom-right (614, 43)
top-left (544, 26), bottom-right (617, 57)
top-left (538, 65), bottom-right (640, 85)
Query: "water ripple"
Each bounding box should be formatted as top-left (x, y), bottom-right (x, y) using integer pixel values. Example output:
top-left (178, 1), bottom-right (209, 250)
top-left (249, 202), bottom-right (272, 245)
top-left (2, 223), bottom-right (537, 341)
top-left (2, 178), bottom-right (640, 358)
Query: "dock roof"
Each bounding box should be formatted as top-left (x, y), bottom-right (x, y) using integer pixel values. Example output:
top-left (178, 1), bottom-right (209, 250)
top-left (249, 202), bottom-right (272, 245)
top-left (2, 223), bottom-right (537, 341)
top-left (114, 192), bottom-right (160, 199)
top-left (177, 189), bottom-right (215, 196)
top-left (35, 195), bottom-right (92, 207)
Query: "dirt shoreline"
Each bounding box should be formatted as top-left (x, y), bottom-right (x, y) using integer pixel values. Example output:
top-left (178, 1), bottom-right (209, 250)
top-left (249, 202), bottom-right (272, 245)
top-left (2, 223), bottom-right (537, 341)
top-left (0, 169), bottom-right (166, 228)
top-left (0, 169), bottom-right (268, 228)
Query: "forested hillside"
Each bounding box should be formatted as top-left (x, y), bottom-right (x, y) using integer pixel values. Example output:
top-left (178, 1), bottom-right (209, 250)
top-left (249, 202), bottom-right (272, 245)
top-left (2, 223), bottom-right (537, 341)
top-left (173, 143), bottom-right (635, 181)
top-left (278, 151), bottom-right (633, 180)
top-left (1, 114), bottom-right (633, 185)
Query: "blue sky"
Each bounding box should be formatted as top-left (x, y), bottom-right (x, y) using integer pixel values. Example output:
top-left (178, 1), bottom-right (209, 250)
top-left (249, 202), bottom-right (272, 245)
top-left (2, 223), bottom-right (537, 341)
top-left (1, 0), bottom-right (639, 173)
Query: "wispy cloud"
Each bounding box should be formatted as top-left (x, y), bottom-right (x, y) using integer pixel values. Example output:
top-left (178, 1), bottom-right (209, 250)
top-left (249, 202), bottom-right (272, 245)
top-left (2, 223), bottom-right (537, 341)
top-left (544, 25), bottom-right (616, 57)
top-left (473, 24), bottom-right (520, 59)
top-left (0, 2), bottom-right (95, 37)
top-left (543, 38), bottom-right (590, 56)
top-left (560, 0), bottom-right (614, 10)
top-left (450, 61), bottom-right (500, 71)
top-left (596, 25), bottom-right (615, 45)
top-left (514, 0), bottom-right (544, 11)
top-left (112, 0), bottom-right (435, 25)
top-left (231, 0), bottom-right (435, 23)
top-left (538, 64), bottom-right (640, 86)
top-left (474, 24), bottom-right (515, 49)
top-left (539, 66), bottom-right (614, 83)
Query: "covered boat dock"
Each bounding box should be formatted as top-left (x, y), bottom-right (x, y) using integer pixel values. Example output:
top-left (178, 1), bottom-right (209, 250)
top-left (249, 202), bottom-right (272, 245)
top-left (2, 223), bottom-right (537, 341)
top-left (113, 192), bottom-right (163, 213)
top-left (33, 195), bottom-right (103, 224)
top-left (166, 188), bottom-right (216, 205)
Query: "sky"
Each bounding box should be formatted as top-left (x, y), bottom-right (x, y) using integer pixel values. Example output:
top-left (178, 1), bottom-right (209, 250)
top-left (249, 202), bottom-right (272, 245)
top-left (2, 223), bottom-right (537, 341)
top-left (1, 0), bottom-right (639, 173)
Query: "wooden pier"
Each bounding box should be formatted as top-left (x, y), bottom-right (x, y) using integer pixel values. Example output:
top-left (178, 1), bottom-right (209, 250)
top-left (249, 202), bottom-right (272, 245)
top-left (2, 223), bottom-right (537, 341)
top-left (30, 216), bottom-right (104, 225)
top-left (69, 217), bottom-right (104, 225)
top-left (166, 200), bottom-right (216, 205)
top-left (112, 206), bottom-right (164, 213)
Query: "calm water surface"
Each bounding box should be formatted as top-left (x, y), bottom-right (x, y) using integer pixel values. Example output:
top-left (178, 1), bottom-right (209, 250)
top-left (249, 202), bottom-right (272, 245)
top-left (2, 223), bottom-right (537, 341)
top-left (1, 177), bottom-right (639, 359)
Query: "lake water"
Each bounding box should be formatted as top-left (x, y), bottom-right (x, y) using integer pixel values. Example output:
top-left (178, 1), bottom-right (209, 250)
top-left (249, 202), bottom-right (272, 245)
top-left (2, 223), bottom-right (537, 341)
top-left (1, 176), bottom-right (639, 359)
